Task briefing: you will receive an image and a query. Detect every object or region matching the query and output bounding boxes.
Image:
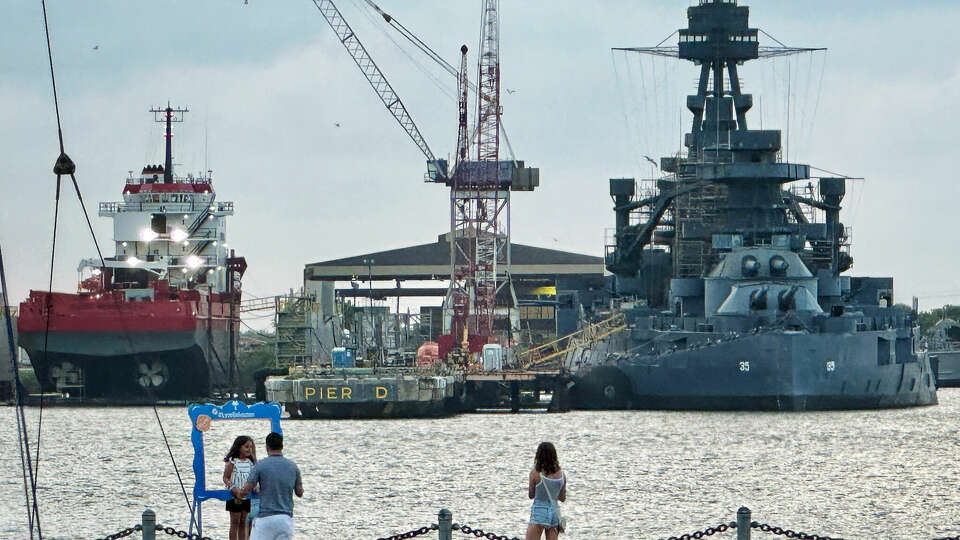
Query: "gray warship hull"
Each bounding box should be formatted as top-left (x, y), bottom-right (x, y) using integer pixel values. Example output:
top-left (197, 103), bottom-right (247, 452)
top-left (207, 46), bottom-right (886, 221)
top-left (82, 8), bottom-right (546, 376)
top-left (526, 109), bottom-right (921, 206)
top-left (570, 329), bottom-right (937, 411)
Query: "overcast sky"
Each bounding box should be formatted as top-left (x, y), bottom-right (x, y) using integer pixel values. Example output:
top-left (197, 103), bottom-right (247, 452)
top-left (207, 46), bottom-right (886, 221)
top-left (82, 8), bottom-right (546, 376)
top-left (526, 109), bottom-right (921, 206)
top-left (2, 0), bottom-right (959, 327)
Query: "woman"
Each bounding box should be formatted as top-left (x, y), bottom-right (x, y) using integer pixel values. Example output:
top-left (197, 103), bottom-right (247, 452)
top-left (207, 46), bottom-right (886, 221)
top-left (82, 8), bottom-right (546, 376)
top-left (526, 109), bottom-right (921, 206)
top-left (526, 442), bottom-right (566, 540)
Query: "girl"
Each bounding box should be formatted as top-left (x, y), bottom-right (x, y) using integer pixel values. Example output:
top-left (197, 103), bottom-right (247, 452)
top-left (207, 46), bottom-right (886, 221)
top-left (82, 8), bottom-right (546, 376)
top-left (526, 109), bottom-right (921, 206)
top-left (223, 435), bottom-right (257, 540)
top-left (526, 441), bottom-right (566, 540)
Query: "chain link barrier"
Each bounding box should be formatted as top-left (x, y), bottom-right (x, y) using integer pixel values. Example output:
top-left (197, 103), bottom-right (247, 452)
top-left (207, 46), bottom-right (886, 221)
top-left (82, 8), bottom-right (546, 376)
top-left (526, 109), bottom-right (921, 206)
top-left (752, 521), bottom-right (842, 540)
top-left (666, 521), bottom-right (736, 540)
top-left (92, 513), bottom-right (960, 540)
top-left (93, 524), bottom-right (141, 540)
top-left (377, 522), bottom-right (439, 540)
top-left (95, 523), bottom-right (216, 540)
top-left (156, 523), bottom-right (215, 540)
top-left (452, 523), bottom-right (521, 540)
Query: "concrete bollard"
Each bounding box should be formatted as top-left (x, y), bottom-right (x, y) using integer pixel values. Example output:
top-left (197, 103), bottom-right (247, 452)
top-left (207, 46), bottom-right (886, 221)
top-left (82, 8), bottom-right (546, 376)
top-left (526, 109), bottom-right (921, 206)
top-left (142, 509), bottom-right (156, 540)
top-left (736, 506), bottom-right (751, 540)
top-left (438, 508), bottom-right (452, 540)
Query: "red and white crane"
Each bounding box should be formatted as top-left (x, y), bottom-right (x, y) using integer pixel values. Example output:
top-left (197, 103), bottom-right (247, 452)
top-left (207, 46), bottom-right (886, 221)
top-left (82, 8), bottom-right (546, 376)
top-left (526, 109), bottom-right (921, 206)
top-left (311, 0), bottom-right (538, 360)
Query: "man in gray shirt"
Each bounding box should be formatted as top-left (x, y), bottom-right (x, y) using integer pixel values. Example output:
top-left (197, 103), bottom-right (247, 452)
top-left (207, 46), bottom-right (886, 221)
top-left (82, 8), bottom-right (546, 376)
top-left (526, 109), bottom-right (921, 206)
top-left (241, 432), bottom-right (304, 539)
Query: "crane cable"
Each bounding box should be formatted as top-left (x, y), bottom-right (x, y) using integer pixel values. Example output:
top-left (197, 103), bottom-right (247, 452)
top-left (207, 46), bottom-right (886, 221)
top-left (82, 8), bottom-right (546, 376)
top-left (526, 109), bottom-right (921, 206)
top-left (359, 0), bottom-right (518, 163)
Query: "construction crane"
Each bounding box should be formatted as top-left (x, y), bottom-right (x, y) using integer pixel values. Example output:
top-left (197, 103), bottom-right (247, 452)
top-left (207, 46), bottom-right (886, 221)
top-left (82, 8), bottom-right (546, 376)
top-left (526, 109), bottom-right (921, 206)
top-left (310, 0), bottom-right (539, 361)
top-left (447, 0), bottom-right (504, 353)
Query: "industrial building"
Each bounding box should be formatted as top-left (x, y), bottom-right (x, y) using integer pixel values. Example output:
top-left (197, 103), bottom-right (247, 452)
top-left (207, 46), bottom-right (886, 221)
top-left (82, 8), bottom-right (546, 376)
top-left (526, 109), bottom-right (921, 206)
top-left (295, 233), bottom-right (606, 364)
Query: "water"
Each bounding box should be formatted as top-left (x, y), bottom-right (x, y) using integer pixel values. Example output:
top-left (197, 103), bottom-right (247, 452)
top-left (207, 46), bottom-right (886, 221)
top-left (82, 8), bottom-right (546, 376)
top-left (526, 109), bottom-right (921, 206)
top-left (3, 391), bottom-right (960, 540)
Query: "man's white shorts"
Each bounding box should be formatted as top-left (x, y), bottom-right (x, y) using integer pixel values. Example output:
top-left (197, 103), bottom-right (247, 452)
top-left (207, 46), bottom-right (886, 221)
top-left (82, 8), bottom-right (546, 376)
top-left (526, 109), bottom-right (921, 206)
top-left (250, 514), bottom-right (294, 540)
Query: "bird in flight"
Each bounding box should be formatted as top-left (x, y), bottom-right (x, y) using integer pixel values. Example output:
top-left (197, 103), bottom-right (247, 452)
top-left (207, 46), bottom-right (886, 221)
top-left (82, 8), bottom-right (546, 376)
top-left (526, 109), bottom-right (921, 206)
top-left (505, 88), bottom-right (517, 95)
top-left (334, 122), bottom-right (341, 128)
top-left (92, 45), bottom-right (100, 51)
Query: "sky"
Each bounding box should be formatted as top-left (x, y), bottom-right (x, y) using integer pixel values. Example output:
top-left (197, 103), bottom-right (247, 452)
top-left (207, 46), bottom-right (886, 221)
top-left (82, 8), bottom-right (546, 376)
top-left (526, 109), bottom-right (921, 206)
top-left (2, 0), bottom-right (959, 329)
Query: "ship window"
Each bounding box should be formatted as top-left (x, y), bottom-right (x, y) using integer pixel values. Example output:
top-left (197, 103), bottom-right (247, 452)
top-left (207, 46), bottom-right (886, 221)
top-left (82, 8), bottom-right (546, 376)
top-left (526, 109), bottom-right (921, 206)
top-left (151, 214), bottom-right (167, 234)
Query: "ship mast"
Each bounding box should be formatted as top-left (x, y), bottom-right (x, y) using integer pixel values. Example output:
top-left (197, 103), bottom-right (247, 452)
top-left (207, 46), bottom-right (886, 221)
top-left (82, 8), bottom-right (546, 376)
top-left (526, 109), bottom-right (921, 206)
top-left (150, 103), bottom-right (189, 183)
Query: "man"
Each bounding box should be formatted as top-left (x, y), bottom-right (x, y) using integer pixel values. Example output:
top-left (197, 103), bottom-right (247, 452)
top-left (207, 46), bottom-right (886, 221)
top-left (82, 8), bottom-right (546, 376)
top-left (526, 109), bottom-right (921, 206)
top-left (240, 432), bottom-right (304, 539)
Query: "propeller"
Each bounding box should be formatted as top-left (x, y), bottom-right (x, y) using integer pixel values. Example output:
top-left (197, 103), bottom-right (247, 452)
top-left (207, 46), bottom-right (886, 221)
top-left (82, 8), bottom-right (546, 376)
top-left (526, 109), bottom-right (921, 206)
top-left (49, 361), bottom-right (81, 386)
top-left (137, 361), bottom-right (169, 388)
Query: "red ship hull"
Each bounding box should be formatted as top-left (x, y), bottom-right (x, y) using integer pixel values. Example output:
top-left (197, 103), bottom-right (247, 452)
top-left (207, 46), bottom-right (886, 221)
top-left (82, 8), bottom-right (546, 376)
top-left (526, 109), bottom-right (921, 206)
top-left (18, 288), bottom-right (235, 400)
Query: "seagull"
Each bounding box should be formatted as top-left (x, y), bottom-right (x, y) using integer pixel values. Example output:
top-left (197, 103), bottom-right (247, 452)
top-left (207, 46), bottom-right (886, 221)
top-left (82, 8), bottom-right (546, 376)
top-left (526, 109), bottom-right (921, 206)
top-left (334, 122), bottom-right (341, 127)
top-left (92, 45), bottom-right (99, 51)
top-left (505, 89), bottom-right (517, 95)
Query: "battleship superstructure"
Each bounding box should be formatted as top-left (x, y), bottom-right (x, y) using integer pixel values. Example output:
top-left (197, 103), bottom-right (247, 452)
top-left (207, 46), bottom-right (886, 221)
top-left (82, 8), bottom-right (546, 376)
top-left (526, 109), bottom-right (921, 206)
top-left (569, 0), bottom-right (936, 410)
top-left (18, 105), bottom-right (246, 400)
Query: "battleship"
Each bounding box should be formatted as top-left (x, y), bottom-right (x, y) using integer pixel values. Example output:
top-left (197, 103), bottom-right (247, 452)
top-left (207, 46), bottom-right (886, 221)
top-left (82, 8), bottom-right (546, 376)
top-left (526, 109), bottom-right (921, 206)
top-left (567, 0), bottom-right (937, 411)
top-left (17, 105), bottom-right (246, 401)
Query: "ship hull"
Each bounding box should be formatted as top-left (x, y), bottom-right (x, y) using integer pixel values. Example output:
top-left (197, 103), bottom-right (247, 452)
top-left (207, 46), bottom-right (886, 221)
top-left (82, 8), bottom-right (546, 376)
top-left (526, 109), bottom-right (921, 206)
top-left (570, 330), bottom-right (938, 411)
top-left (20, 327), bottom-right (232, 401)
top-left (18, 291), bottom-right (235, 402)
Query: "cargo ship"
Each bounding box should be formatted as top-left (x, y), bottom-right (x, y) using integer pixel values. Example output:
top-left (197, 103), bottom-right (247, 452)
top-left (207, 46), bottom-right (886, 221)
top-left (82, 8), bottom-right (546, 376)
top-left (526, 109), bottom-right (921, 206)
top-left (18, 105), bottom-right (246, 401)
top-left (567, 0), bottom-right (937, 411)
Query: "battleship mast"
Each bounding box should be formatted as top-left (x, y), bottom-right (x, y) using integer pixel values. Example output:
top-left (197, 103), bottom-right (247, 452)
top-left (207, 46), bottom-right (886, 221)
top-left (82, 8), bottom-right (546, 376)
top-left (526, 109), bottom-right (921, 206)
top-left (609, 0), bottom-right (833, 303)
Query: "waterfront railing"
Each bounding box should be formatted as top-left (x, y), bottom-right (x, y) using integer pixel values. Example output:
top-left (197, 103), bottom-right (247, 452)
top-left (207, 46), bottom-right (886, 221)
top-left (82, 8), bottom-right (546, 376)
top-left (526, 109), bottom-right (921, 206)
top-left (93, 506), bottom-right (960, 540)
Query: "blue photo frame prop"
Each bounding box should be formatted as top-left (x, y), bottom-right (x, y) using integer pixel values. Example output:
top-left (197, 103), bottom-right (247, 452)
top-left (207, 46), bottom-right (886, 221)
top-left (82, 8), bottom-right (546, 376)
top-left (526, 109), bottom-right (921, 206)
top-left (188, 400), bottom-right (283, 502)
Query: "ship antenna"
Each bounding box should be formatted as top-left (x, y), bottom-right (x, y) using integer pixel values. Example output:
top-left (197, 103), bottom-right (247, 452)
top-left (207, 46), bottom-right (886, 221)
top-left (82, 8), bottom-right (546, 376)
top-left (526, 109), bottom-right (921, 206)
top-left (150, 102), bottom-right (189, 183)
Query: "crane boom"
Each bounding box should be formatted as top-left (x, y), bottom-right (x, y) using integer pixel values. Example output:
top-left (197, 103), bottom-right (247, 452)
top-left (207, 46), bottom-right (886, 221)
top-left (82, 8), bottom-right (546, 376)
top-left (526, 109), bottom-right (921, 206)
top-left (311, 0), bottom-right (438, 165)
top-left (359, 0), bottom-right (520, 164)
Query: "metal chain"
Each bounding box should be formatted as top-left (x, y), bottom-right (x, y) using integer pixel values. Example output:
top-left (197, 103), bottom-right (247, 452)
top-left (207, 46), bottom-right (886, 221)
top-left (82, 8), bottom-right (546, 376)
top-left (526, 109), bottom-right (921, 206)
top-left (666, 521), bottom-right (735, 540)
top-left (154, 524), bottom-right (215, 540)
top-left (452, 522), bottom-right (521, 540)
top-left (377, 522), bottom-right (439, 540)
top-left (752, 521), bottom-right (843, 540)
top-left (93, 524), bottom-right (141, 540)
top-left (87, 517), bottom-right (960, 540)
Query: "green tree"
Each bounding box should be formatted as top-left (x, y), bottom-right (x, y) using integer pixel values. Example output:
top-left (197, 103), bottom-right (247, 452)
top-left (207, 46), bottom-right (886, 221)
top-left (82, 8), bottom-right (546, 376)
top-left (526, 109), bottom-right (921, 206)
top-left (236, 330), bottom-right (276, 391)
top-left (917, 304), bottom-right (960, 335)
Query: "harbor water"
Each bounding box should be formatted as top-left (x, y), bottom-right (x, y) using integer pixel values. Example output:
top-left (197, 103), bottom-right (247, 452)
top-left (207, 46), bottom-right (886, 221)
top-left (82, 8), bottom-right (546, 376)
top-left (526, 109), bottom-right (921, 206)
top-left (3, 391), bottom-right (960, 539)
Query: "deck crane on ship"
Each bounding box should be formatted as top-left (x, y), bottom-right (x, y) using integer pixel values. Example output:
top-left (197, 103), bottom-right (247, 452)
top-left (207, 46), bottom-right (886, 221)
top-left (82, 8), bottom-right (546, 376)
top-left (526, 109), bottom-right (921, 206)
top-left (310, 0), bottom-right (539, 362)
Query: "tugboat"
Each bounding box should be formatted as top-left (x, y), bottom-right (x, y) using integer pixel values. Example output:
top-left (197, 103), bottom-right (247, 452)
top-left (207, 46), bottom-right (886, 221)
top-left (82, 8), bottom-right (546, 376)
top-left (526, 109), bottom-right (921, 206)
top-left (18, 105), bottom-right (246, 401)
top-left (569, 0), bottom-right (937, 410)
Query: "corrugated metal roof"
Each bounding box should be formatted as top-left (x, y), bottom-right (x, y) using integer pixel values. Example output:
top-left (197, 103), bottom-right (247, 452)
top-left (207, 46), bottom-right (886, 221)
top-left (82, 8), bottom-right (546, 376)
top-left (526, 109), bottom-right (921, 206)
top-left (307, 234), bottom-right (602, 268)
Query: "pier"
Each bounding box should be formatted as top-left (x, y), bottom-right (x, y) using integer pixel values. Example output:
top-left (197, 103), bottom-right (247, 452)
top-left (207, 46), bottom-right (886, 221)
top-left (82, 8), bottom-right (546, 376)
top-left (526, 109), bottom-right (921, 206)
top-left (464, 369), bottom-right (571, 413)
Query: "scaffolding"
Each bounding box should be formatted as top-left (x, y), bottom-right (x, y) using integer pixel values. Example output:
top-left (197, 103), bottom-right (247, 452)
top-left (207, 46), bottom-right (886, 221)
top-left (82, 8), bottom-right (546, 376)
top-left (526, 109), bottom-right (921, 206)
top-left (673, 176), bottom-right (727, 278)
top-left (274, 294), bottom-right (320, 367)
